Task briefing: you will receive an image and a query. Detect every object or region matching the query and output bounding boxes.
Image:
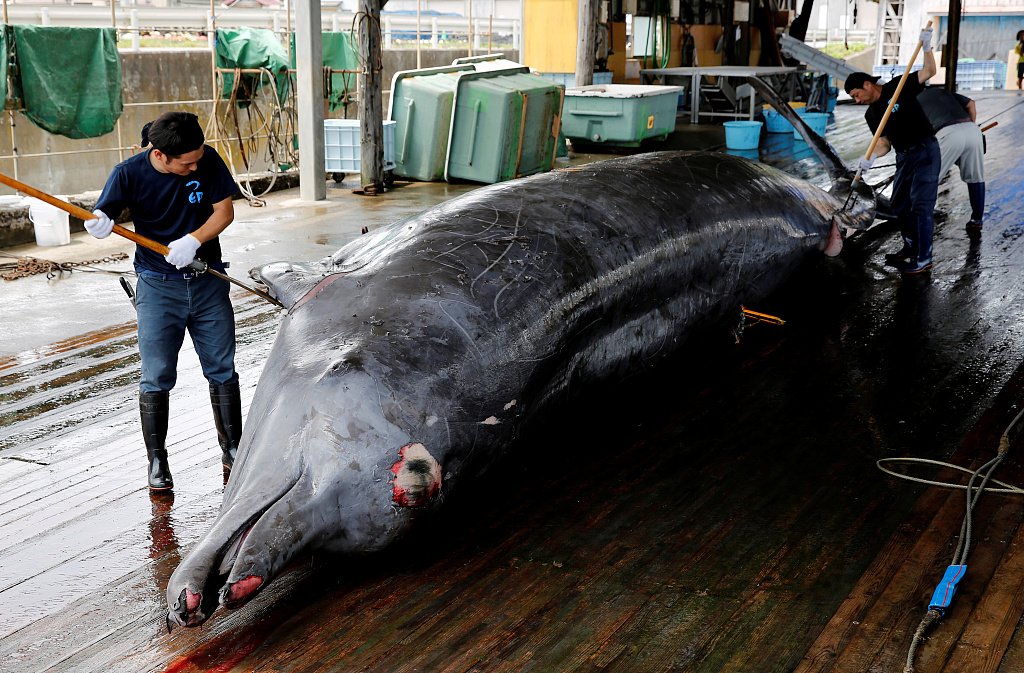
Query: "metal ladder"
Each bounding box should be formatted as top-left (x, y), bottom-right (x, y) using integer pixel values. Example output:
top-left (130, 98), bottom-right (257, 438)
top-left (876, 0), bottom-right (904, 65)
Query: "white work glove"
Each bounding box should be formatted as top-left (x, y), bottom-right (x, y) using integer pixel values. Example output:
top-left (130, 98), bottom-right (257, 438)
top-left (920, 27), bottom-right (933, 53)
top-left (859, 154), bottom-right (877, 171)
top-left (165, 234), bottom-right (201, 269)
top-left (85, 209), bottom-right (114, 239)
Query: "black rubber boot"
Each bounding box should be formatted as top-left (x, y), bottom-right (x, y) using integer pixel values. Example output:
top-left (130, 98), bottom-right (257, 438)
top-left (140, 391), bottom-right (173, 491)
top-left (210, 382), bottom-right (243, 470)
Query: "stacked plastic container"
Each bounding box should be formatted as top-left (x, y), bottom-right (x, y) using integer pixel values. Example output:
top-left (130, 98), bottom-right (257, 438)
top-left (388, 63), bottom-right (564, 184)
top-left (560, 84), bottom-right (683, 147)
top-left (953, 61), bottom-right (1007, 91)
top-left (873, 61), bottom-right (1006, 91)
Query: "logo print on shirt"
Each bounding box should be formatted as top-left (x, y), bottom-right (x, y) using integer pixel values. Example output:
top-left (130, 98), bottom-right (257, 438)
top-left (187, 180), bottom-right (203, 204)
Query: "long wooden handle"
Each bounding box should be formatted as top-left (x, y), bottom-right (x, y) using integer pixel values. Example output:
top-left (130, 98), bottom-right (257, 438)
top-left (0, 171), bottom-right (172, 256)
top-left (981, 121), bottom-right (998, 132)
top-left (0, 170), bottom-right (286, 308)
top-left (863, 19), bottom-right (933, 163)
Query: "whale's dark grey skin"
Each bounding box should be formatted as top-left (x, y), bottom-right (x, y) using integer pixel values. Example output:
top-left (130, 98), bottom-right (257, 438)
top-left (166, 134), bottom-right (876, 627)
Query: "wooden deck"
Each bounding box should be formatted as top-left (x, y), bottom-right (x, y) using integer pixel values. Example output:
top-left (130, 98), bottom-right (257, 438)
top-left (3, 94), bottom-right (1024, 672)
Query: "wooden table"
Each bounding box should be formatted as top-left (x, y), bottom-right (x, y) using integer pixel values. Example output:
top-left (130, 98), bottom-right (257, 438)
top-left (641, 65), bottom-right (803, 123)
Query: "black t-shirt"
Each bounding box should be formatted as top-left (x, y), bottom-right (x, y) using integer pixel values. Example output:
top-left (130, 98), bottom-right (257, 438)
top-left (95, 145), bottom-right (237, 274)
top-left (865, 75), bottom-right (935, 153)
top-left (917, 87), bottom-right (972, 131)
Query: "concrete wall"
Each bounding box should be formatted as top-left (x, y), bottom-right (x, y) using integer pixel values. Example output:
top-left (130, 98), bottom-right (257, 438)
top-left (0, 46), bottom-right (518, 199)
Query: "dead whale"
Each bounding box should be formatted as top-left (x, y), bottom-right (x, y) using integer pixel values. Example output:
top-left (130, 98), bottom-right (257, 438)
top-left (166, 96), bottom-right (876, 628)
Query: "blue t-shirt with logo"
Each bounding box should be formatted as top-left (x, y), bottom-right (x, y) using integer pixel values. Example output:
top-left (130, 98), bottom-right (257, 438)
top-left (95, 145), bottom-right (237, 274)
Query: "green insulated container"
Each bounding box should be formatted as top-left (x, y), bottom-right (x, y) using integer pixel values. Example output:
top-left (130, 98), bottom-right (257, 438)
top-left (388, 65), bottom-right (474, 181)
top-left (561, 84), bottom-right (683, 147)
top-left (445, 68), bottom-right (564, 184)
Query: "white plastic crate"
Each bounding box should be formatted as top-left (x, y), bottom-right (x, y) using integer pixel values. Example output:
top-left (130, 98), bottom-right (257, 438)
top-left (540, 71), bottom-right (613, 86)
top-left (324, 119), bottom-right (396, 172)
top-left (872, 64), bottom-right (923, 82)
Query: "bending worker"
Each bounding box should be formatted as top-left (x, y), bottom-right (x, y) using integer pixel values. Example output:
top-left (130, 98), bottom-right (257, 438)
top-left (84, 112), bottom-right (242, 491)
top-left (845, 26), bottom-right (939, 275)
top-left (917, 87), bottom-right (985, 239)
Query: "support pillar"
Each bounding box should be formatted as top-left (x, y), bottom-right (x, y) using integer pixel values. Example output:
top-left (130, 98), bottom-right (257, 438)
top-left (575, 0), bottom-right (597, 86)
top-left (296, 0), bottom-right (326, 202)
top-left (359, 0), bottom-right (385, 194)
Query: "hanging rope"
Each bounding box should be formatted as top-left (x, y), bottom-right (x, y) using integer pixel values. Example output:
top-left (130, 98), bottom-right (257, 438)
top-left (351, 11), bottom-right (384, 78)
top-left (207, 65), bottom-right (299, 207)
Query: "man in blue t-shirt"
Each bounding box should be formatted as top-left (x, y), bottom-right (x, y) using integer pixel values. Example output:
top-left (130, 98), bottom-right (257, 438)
top-left (85, 111), bottom-right (242, 491)
top-left (845, 26), bottom-right (939, 275)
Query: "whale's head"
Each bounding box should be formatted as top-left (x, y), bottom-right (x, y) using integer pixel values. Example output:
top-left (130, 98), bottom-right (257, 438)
top-left (166, 260), bottom-right (447, 628)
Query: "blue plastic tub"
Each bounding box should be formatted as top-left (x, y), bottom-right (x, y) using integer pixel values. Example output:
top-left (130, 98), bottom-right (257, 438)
top-left (763, 107), bottom-right (806, 133)
top-left (724, 121), bottom-right (762, 150)
top-left (795, 112), bottom-right (829, 139)
top-left (726, 148), bottom-right (759, 161)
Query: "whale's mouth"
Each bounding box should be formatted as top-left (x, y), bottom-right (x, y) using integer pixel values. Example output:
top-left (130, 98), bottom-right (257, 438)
top-left (216, 514), bottom-right (266, 608)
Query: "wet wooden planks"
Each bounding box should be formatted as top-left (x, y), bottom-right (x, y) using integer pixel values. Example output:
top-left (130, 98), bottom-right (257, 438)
top-left (795, 357), bottom-right (1024, 673)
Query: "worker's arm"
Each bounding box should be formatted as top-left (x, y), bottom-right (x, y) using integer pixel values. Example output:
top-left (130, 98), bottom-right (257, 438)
top-left (965, 100), bottom-right (977, 122)
top-left (163, 197), bottom-right (235, 269)
top-left (874, 136), bottom-right (892, 157)
top-left (917, 27), bottom-right (936, 84)
top-left (189, 197), bottom-right (235, 245)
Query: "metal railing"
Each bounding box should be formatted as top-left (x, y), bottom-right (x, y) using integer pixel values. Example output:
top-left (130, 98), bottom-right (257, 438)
top-left (0, 4), bottom-right (521, 52)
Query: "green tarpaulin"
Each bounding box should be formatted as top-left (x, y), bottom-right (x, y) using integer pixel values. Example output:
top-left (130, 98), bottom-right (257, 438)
top-left (216, 27), bottom-right (290, 106)
top-left (290, 32), bottom-right (359, 111)
top-left (11, 26), bottom-right (122, 139)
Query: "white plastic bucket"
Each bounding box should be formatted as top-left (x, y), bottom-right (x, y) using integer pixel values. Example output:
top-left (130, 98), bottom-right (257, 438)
top-left (25, 197), bottom-right (70, 246)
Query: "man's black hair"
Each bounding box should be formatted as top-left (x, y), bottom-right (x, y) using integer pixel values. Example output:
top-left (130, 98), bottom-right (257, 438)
top-left (844, 71), bottom-right (881, 94)
top-left (141, 112), bottom-right (205, 157)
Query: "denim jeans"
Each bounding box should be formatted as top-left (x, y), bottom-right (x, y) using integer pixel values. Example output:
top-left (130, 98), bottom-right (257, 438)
top-left (135, 271), bottom-right (238, 394)
top-left (892, 136), bottom-right (941, 262)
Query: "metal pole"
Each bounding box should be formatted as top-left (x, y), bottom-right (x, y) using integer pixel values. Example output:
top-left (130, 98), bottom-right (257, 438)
top-left (468, 0), bottom-right (472, 56)
top-left (3, 0), bottom-right (7, 25)
top-left (489, 15), bottom-right (492, 53)
top-left (130, 9), bottom-right (139, 52)
top-left (416, 0), bottom-right (422, 69)
top-left (945, 0), bottom-right (961, 91)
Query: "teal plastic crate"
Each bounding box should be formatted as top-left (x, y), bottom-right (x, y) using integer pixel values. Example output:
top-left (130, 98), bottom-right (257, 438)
top-left (560, 84), bottom-right (683, 147)
top-left (445, 67), bottom-right (564, 184)
top-left (324, 119), bottom-right (396, 172)
top-left (388, 64), bottom-right (475, 181)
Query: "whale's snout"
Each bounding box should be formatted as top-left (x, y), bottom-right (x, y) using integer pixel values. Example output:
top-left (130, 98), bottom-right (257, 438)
top-left (165, 471), bottom-right (304, 627)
